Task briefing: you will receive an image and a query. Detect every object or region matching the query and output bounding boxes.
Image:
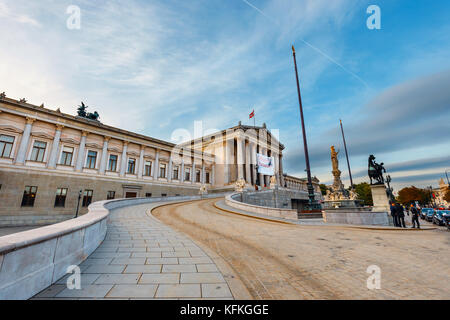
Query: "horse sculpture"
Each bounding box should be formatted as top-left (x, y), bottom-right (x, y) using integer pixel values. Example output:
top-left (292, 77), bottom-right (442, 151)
top-left (368, 154), bottom-right (386, 185)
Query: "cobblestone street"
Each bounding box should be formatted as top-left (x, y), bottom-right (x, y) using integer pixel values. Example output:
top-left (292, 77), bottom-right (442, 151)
top-left (153, 199), bottom-right (450, 300)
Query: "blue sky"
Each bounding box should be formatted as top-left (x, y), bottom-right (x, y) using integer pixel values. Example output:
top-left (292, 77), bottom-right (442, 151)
top-left (1, 0), bottom-right (449, 191)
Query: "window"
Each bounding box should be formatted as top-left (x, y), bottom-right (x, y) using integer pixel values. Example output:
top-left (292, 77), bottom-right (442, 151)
top-left (173, 166), bottom-right (179, 180)
top-left (196, 169), bottom-right (201, 183)
top-left (159, 163), bottom-right (166, 178)
top-left (21, 186), bottom-right (37, 207)
top-left (108, 154), bottom-right (118, 171)
top-left (185, 168), bottom-right (190, 181)
top-left (161, 193), bottom-right (167, 197)
top-left (107, 191), bottom-right (115, 200)
top-left (54, 188), bottom-right (68, 207)
top-left (145, 193), bottom-right (152, 198)
top-left (144, 161), bottom-right (152, 176)
top-left (60, 146), bottom-right (74, 165)
top-left (0, 135), bottom-right (14, 158)
top-left (30, 141), bottom-right (46, 162)
top-left (206, 172), bottom-right (210, 184)
top-left (86, 151), bottom-right (97, 169)
top-left (82, 189), bottom-right (93, 207)
top-left (127, 158), bottom-right (136, 174)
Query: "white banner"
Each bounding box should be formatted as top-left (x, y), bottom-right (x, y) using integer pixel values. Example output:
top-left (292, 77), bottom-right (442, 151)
top-left (257, 153), bottom-right (275, 176)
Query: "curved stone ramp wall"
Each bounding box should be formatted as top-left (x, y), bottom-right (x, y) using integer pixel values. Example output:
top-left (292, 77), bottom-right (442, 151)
top-left (225, 193), bottom-right (298, 221)
top-left (0, 194), bottom-right (227, 300)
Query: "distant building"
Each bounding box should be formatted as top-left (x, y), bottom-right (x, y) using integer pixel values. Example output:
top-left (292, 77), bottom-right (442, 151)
top-left (434, 178), bottom-right (449, 207)
top-left (0, 96), bottom-right (320, 226)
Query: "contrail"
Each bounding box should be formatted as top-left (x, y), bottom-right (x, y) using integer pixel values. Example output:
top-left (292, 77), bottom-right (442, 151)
top-left (240, 0), bottom-right (369, 87)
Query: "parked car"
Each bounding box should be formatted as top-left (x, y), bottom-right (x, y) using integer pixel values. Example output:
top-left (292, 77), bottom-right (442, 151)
top-left (443, 212), bottom-right (450, 230)
top-left (433, 210), bottom-right (450, 226)
top-left (420, 208), bottom-right (433, 220)
top-left (425, 209), bottom-right (435, 222)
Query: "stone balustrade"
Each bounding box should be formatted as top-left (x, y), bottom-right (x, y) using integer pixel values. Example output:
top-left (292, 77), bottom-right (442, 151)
top-left (225, 193), bottom-right (298, 221)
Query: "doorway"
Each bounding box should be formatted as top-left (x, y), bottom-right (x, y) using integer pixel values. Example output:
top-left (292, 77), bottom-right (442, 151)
top-left (125, 192), bottom-right (137, 198)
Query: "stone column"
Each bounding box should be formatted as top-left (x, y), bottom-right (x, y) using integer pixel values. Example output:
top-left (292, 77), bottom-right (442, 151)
top-left (15, 117), bottom-right (35, 164)
top-left (153, 149), bottom-right (159, 179)
top-left (273, 152), bottom-right (279, 184)
top-left (119, 141), bottom-right (128, 176)
top-left (48, 124), bottom-right (64, 169)
top-left (75, 131), bottom-right (88, 172)
top-left (99, 136), bottom-right (110, 174)
top-left (211, 165), bottom-right (215, 185)
top-left (191, 161), bottom-right (195, 184)
top-left (168, 155), bottom-right (173, 182)
top-left (250, 142), bottom-right (257, 186)
top-left (225, 138), bottom-right (234, 184)
top-left (279, 154), bottom-right (285, 187)
top-left (259, 147), bottom-right (265, 188)
top-left (137, 145), bottom-right (145, 179)
top-left (236, 135), bottom-right (244, 181)
top-left (245, 141), bottom-right (251, 184)
top-left (201, 162), bottom-right (206, 184)
top-left (181, 158), bottom-right (185, 183)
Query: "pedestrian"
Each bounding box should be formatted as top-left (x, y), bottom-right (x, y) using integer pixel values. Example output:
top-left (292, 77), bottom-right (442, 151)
top-left (390, 202), bottom-right (399, 227)
top-left (395, 202), bottom-right (406, 228)
top-left (410, 204), bottom-right (421, 229)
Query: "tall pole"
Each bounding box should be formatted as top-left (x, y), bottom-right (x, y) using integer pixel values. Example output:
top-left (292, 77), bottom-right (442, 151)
top-left (292, 45), bottom-right (315, 207)
top-left (340, 119), bottom-right (354, 190)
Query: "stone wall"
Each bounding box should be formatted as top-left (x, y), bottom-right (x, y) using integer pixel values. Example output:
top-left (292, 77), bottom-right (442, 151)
top-left (226, 193), bottom-right (298, 220)
top-left (0, 169), bottom-right (201, 226)
top-left (240, 189), bottom-right (318, 210)
top-left (323, 209), bottom-right (393, 226)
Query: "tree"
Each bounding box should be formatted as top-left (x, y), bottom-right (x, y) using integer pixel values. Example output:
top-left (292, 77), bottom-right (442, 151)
top-left (319, 184), bottom-right (328, 196)
top-left (397, 186), bottom-right (431, 206)
top-left (444, 188), bottom-right (450, 203)
top-left (354, 182), bottom-right (373, 206)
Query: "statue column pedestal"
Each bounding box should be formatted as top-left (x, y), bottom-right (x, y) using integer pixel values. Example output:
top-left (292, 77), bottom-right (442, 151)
top-left (370, 184), bottom-right (391, 213)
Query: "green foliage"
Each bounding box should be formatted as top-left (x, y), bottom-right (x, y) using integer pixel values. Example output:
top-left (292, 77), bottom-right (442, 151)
top-left (319, 184), bottom-right (328, 196)
top-left (443, 188), bottom-right (450, 202)
top-left (354, 182), bottom-right (373, 206)
top-left (397, 186), bottom-right (431, 206)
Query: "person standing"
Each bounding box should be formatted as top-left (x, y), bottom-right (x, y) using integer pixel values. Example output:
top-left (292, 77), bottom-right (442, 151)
top-left (410, 204), bottom-right (421, 229)
top-left (390, 202), bottom-right (400, 227)
top-left (396, 202), bottom-right (406, 228)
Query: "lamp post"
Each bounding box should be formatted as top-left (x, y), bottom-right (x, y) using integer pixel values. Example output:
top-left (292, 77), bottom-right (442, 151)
top-left (385, 174), bottom-right (393, 201)
top-left (292, 45), bottom-right (320, 211)
top-left (75, 189), bottom-right (82, 218)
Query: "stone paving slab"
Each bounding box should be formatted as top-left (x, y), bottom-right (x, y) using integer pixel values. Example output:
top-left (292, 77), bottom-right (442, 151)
top-left (32, 202), bottom-right (233, 300)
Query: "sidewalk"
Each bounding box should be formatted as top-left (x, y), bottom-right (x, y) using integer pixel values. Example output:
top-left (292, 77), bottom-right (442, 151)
top-left (32, 202), bottom-right (233, 300)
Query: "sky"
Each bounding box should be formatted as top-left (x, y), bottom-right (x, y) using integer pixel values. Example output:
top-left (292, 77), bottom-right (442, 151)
top-left (0, 0), bottom-right (449, 191)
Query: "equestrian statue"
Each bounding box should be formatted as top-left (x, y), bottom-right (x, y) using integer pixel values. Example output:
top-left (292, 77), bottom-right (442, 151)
top-left (368, 154), bottom-right (386, 185)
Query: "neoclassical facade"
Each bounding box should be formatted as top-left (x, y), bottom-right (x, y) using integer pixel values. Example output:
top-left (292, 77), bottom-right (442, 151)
top-left (0, 95), bottom-right (319, 225)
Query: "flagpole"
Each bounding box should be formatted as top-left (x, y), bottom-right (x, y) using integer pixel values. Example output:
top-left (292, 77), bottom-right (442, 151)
top-left (292, 45), bottom-right (318, 210)
top-left (340, 119), bottom-right (354, 190)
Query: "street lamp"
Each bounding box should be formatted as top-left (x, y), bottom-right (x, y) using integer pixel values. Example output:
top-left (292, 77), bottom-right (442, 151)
top-left (75, 189), bottom-right (82, 218)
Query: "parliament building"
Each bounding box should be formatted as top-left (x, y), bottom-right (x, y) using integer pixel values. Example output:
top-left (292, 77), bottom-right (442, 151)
top-left (0, 95), bottom-right (320, 226)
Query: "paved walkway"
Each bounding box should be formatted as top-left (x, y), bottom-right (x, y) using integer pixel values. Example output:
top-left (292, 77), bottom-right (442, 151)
top-left (33, 202), bottom-right (233, 299)
top-left (153, 199), bottom-right (450, 300)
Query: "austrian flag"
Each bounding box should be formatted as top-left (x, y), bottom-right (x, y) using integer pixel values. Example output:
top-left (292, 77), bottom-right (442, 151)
top-left (249, 110), bottom-right (255, 119)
